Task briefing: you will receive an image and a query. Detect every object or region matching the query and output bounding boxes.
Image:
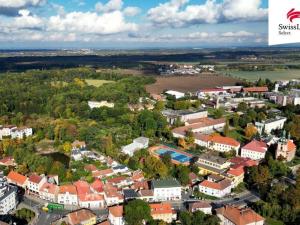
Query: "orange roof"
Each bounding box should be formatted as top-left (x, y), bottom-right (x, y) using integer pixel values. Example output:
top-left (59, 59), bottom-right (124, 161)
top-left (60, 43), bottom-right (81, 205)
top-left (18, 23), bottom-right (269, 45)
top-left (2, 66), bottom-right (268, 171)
top-left (242, 140), bottom-right (267, 153)
top-left (150, 203), bottom-right (173, 215)
top-left (68, 209), bottom-right (96, 225)
top-left (195, 134), bottom-right (240, 147)
top-left (91, 179), bottom-right (104, 193)
top-left (74, 180), bottom-right (90, 196)
top-left (199, 179), bottom-right (231, 190)
top-left (227, 166), bottom-right (245, 177)
top-left (288, 140), bottom-right (297, 152)
top-left (92, 168), bottom-right (114, 178)
top-left (79, 193), bottom-right (104, 202)
top-left (7, 171), bottom-right (27, 185)
top-left (98, 221), bottom-right (110, 225)
top-left (109, 205), bottom-right (123, 217)
top-left (39, 182), bottom-right (58, 195)
top-left (84, 164), bottom-right (97, 172)
top-left (243, 86), bottom-right (268, 93)
top-left (132, 171), bottom-right (144, 181)
top-left (28, 174), bottom-right (43, 184)
top-left (216, 206), bottom-right (264, 225)
top-left (107, 176), bottom-right (127, 184)
top-left (59, 184), bottom-right (77, 195)
top-left (0, 156), bottom-right (15, 165)
top-left (229, 157), bottom-right (258, 167)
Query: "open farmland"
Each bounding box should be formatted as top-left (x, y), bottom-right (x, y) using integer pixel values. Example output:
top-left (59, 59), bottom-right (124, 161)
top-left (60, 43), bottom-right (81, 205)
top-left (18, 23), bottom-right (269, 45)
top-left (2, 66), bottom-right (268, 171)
top-left (145, 73), bottom-right (240, 94)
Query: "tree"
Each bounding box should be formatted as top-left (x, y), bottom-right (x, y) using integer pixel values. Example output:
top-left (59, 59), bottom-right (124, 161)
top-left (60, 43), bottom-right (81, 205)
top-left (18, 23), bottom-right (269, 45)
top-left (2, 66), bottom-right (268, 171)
top-left (124, 200), bottom-right (151, 225)
top-left (179, 211), bottom-right (192, 225)
top-left (178, 138), bottom-right (187, 149)
top-left (244, 125), bottom-right (258, 139)
top-left (290, 115), bottom-right (300, 140)
top-left (213, 108), bottom-right (224, 119)
top-left (223, 120), bottom-right (230, 136)
top-left (176, 165), bottom-right (190, 185)
top-left (232, 113), bottom-right (240, 128)
top-left (237, 102), bottom-right (248, 112)
top-left (185, 130), bottom-right (195, 145)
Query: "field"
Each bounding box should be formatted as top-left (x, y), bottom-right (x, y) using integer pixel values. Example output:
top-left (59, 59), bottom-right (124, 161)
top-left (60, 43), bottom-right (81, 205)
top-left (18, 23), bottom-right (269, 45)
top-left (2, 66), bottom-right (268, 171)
top-left (220, 69), bottom-right (300, 81)
top-left (85, 79), bottom-right (115, 87)
top-left (145, 73), bottom-right (239, 94)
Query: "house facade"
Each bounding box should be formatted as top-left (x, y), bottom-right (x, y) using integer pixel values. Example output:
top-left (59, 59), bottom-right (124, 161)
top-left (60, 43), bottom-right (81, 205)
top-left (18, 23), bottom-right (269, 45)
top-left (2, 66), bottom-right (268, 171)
top-left (152, 179), bottom-right (181, 201)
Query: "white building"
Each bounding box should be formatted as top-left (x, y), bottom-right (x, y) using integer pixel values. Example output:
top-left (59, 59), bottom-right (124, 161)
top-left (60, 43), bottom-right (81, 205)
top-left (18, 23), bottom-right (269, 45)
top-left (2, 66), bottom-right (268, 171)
top-left (109, 205), bottom-right (124, 225)
top-left (241, 140), bottom-right (268, 160)
top-left (39, 182), bottom-right (59, 203)
top-left (78, 193), bottom-right (105, 209)
top-left (58, 185), bottom-right (78, 206)
top-left (0, 125), bottom-right (32, 140)
top-left (121, 137), bottom-right (149, 157)
top-left (152, 179), bottom-right (181, 201)
top-left (162, 109), bottom-right (208, 125)
top-left (255, 116), bottom-right (287, 134)
top-left (194, 134), bottom-right (240, 153)
top-left (88, 101), bottom-right (114, 109)
top-left (198, 175), bottom-right (232, 198)
top-left (188, 201), bottom-right (212, 214)
top-left (27, 174), bottom-right (47, 195)
top-left (165, 90), bottom-right (185, 99)
top-left (0, 175), bottom-right (18, 215)
top-left (197, 88), bottom-right (227, 98)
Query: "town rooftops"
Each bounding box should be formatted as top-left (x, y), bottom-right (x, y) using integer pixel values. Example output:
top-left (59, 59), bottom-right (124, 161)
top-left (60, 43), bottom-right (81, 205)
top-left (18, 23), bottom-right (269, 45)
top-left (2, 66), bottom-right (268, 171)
top-left (242, 140), bottom-right (268, 153)
top-left (39, 182), bottom-right (58, 194)
top-left (195, 134), bottom-right (240, 147)
top-left (123, 189), bottom-right (139, 199)
top-left (7, 171), bottom-right (27, 186)
top-left (243, 86), bottom-right (268, 93)
top-left (28, 174), bottom-right (43, 184)
top-left (216, 205), bottom-right (264, 225)
top-left (198, 153), bottom-right (228, 165)
top-left (59, 184), bottom-right (77, 195)
top-left (188, 201), bottom-right (211, 211)
top-left (74, 180), bottom-right (90, 196)
top-left (199, 179), bottom-right (231, 190)
top-left (150, 203), bottom-right (173, 215)
top-left (229, 157), bottom-right (258, 167)
top-left (152, 178), bottom-right (181, 189)
top-left (198, 88), bottom-right (226, 93)
top-left (109, 205), bottom-right (123, 217)
top-left (91, 179), bottom-right (104, 193)
top-left (78, 193), bottom-right (104, 202)
top-left (67, 209), bottom-right (96, 225)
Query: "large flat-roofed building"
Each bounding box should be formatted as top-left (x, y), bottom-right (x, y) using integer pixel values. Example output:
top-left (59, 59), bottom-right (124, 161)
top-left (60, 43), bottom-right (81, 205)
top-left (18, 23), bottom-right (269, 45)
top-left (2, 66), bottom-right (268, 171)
top-left (255, 116), bottom-right (287, 134)
top-left (196, 153), bottom-right (231, 175)
top-left (165, 90), bottom-right (185, 99)
top-left (152, 178), bottom-right (181, 201)
top-left (162, 109), bottom-right (208, 125)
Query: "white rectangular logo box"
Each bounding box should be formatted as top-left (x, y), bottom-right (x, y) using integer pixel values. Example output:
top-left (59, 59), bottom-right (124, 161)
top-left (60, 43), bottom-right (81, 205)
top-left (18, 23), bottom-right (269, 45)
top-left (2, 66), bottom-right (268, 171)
top-left (269, 0), bottom-right (300, 45)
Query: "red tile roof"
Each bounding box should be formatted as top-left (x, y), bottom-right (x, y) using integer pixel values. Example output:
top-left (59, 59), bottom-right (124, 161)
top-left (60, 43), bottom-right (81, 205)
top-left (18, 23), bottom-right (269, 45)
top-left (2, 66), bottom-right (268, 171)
top-left (92, 168), bottom-right (114, 178)
top-left (68, 209), bottom-right (96, 225)
top-left (79, 193), bottom-right (104, 202)
top-left (229, 157), bottom-right (258, 167)
top-left (150, 203), bottom-right (173, 215)
top-left (189, 201), bottom-right (211, 211)
top-left (7, 171), bottom-right (27, 186)
top-left (242, 140), bottom-right (267, 153)
top-left (39, 182), bottom-right (58, 195)
top-left (199, 179), bottom-right (231, 190)
top-left (288, 140), bottom-right (297, 152)
top-left (74, 180), bottom-right (90, 196)
top-left (0, 156), bottom-right (15, 166)
top-left (28, 174), bottom-right (43, 184)
top-left (243, 86), bottom-right (268, 93)
top-left (91, 179), bottom-right (104, 193)
top-left (84, 164), bottom-right (97, 172)
top-left (227, 166), bottom-right (245, 177)
top-left (59, 184), bottom-right (77, 195)
top-left (109, 205), bottom-right (123, 217)
top-left (195, 134), bottom-right (240, 147)
top-left (216, 206), bottom-right (264, 225)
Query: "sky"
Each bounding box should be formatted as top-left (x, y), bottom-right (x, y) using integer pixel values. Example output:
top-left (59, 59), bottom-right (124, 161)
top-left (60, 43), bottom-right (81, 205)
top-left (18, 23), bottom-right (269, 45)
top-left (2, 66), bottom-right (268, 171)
top-left (0, 0), bottom-right (269, 49)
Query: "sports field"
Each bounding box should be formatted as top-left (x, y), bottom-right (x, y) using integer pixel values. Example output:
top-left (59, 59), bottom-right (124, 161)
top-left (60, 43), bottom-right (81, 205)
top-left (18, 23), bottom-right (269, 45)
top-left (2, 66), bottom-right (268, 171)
top-left (85, 79), bottom-right (115, 87)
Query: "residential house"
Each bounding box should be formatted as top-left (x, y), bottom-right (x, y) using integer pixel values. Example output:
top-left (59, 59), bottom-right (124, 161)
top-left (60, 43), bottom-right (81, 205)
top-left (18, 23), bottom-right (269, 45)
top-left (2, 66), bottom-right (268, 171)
top-left (241, 140), bottom-right (268, 160)
top-left (150, 203), bottom-right (176, 223)
top-left (108, 205), bottom-right (124, 225)
top-left (188, 201), bottom-right (212, 214)
top-left (121, 137), bottom-right (149, 157)
top-left (103, 184), bottom-right (124, 206)
top-left (39, 182), bottom-right (59, 202)
top-left (138, 190), bottom-right (154, 202)
top-left (6, 171), bottom-right (28, 188)
top-left (58, 185), bottom-right (78, 206)
top-left (66, 209), bottom-right (97, 225)
top-left (27, 174), bottom-right (47, 195)
top-left (216, 205), bottom-right (264, 225)
top-left (152, 178), bottom-right (181, 201)
top-left (0, 157), bottom-right (16, 167)
top-left (198, 175), bottom-right (232, 198)
top-left (88, 101), bottom-right (114, 109)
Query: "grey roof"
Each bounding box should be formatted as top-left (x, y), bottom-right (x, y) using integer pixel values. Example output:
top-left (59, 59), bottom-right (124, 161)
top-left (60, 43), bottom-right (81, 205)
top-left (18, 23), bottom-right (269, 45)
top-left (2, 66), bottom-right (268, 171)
top-left (198, 153), bottom-right (228, 165)
top-left (162, 109), bottom-right (206, 117)
top-left (123, 189), bottom-right (139, 199)
top-left (152, 178), bottom-right (181, 189)
top-left (134, 137), bottom-right (149, 145)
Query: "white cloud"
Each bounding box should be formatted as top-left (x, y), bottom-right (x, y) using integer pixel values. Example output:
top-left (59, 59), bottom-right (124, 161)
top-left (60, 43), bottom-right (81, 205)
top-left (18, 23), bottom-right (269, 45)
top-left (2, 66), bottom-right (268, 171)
top-left (95, 0), bottom-right (123, 13)
top-left (47, 11), bottom-right (137, 35)
top-left (0, 0), bottom-right (45, 8)
top-left (147, 0), bottom-right (267, 27)
top-left (123, 6), bottom-right (141, 17)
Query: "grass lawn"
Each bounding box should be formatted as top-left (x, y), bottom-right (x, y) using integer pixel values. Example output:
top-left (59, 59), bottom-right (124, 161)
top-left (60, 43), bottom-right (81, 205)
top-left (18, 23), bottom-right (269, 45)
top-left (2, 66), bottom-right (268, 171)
top-left (287, 156), bottom-right (300, 167)
top-left (85, 79), bottom-right (115, 87)
top-left (265, 218), bottom-right (284, 225)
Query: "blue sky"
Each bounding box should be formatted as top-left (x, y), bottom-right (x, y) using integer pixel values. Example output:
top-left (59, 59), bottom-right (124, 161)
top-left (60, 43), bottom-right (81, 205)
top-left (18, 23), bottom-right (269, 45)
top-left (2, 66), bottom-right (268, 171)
top-left (0, 0), bottom-right (269, 49)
